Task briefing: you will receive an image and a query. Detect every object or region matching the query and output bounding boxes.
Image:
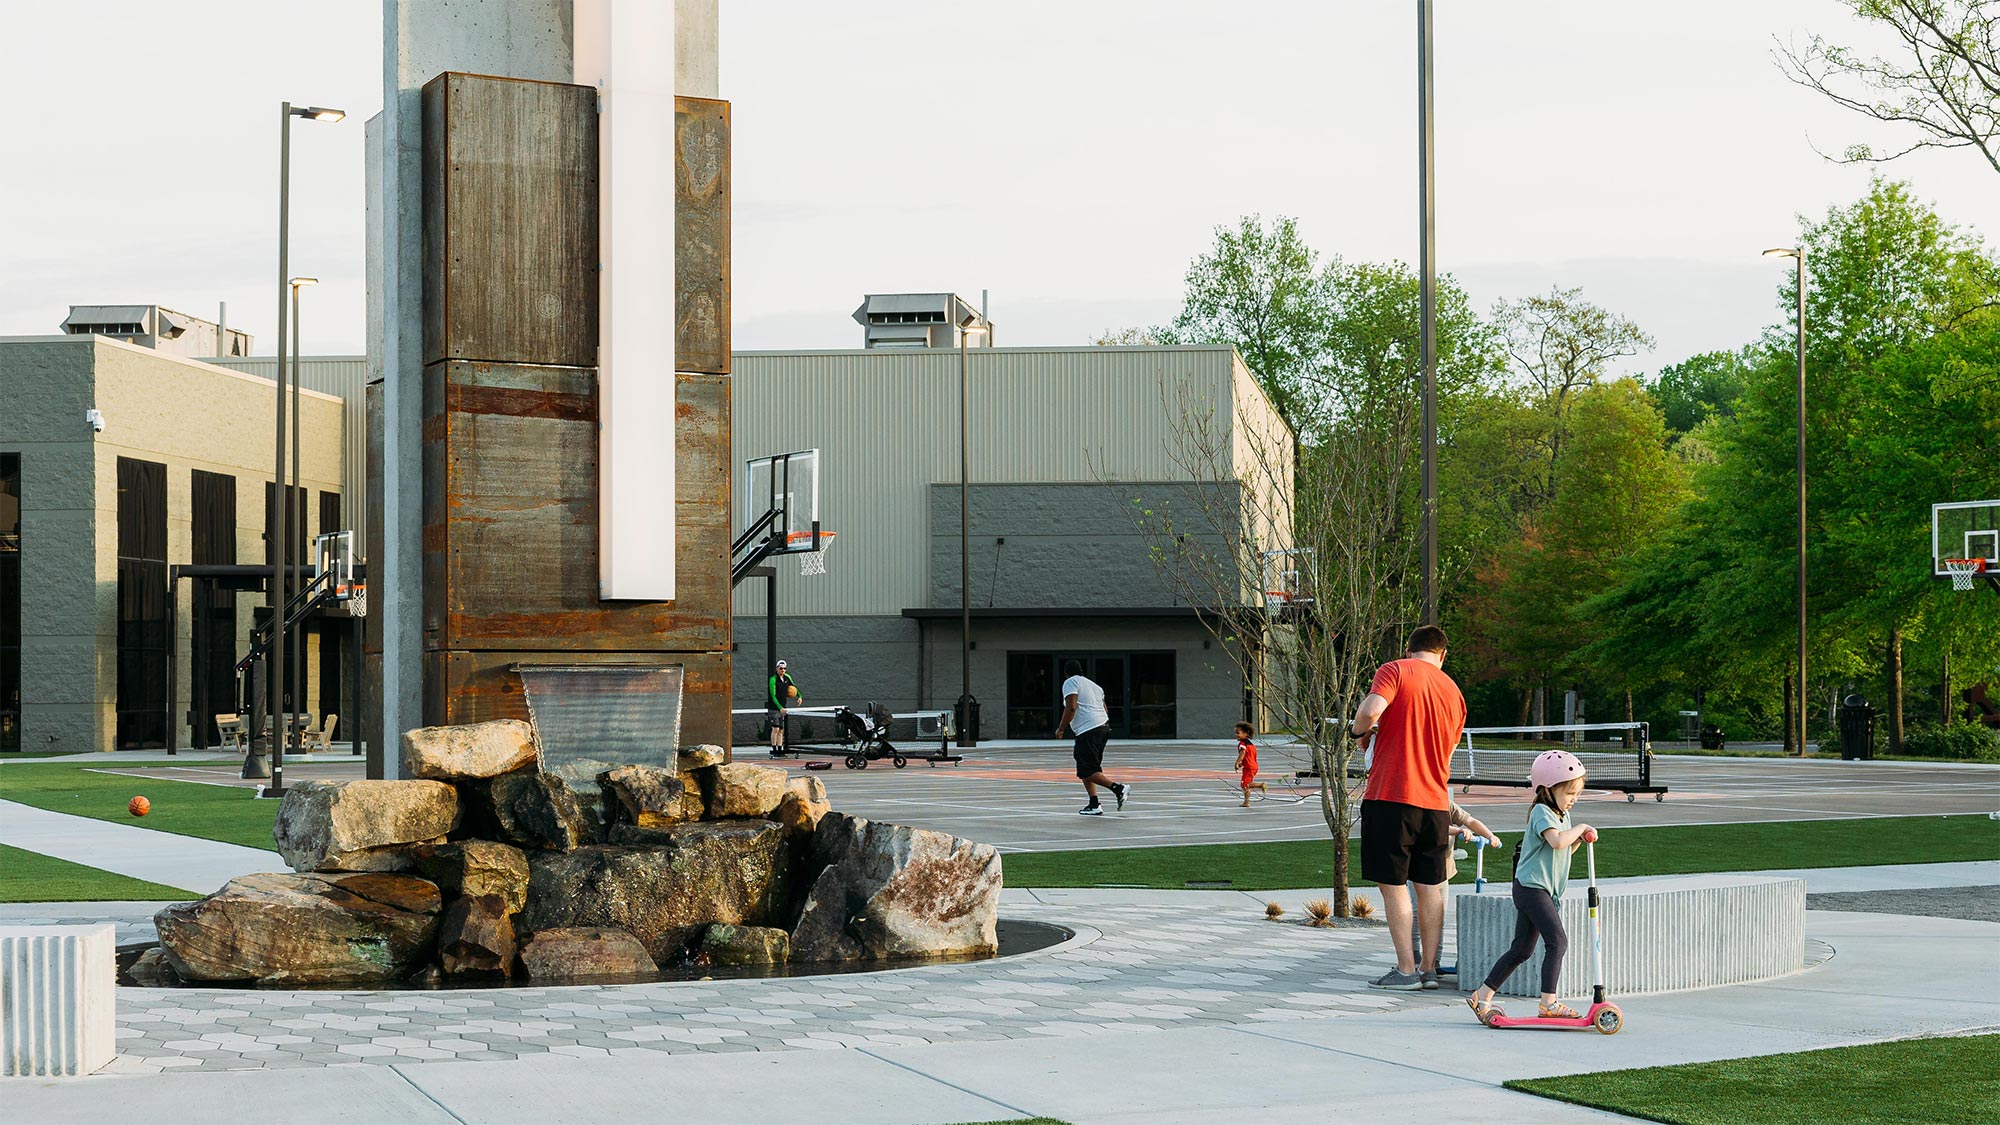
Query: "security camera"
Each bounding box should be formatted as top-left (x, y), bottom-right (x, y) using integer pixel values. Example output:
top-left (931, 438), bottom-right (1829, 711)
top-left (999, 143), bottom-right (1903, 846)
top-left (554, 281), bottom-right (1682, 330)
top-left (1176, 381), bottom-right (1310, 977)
top-left (85, 409), bottom-right (105, 433)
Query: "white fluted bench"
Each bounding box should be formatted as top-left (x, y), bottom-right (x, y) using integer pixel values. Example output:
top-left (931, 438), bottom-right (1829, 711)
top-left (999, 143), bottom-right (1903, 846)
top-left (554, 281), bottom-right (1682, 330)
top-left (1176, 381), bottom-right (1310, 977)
top-left (1, 924), bottom-right (116, 1077)
top-left (1456, 874), bottom-right (1805, 998)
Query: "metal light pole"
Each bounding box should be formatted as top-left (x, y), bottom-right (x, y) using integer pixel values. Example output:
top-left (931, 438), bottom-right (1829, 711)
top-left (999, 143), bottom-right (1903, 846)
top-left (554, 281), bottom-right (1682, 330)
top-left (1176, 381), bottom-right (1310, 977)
top-left (1417, 0), bottom-right (1439, 625)
top-left (1765, 246), bottom-right (1808, 755)
top-left (249, 101), bottom-right (343, 790)
top-left (957, 318), bottom-right (989, 748)
top-left (287, 276), bottom-right (317, 787)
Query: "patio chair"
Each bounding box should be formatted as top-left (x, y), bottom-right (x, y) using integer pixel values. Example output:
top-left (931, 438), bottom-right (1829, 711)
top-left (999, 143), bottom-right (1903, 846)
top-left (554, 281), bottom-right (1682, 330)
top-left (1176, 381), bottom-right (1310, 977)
top-left (303, 714), bottom-right (338, 753)
top-left (214, 713), bottom-right (247, 752)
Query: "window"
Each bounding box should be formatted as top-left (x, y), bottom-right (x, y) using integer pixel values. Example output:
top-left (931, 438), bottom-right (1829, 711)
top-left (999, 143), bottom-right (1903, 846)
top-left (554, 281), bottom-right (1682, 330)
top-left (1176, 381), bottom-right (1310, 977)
top-left (1, 454), bottom-right (19, 751)
top-left (1006, 650), bottom-right (1176, 739)
top-left (116, 457), bottom-right (168, 748)
top-left (264, 482), bottom-right (308, 710)
top-left (190, 470), bottom-right (236, 746)
top-left (316, 490), bottom-right (342, 734)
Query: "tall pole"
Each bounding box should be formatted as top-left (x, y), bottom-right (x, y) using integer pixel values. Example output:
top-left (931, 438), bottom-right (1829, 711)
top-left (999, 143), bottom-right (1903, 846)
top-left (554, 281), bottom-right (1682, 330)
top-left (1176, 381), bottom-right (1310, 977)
top-left (289, 282), bottom-right (304, 777)
top-left (250, 102), bottom-right (292, 786)
top-left (1417, 0), bottom-right (1439, 625)
top-left (957, 326), bottom-right (975, 748)
top-left (1795, 251), bottom-right (1808, 756)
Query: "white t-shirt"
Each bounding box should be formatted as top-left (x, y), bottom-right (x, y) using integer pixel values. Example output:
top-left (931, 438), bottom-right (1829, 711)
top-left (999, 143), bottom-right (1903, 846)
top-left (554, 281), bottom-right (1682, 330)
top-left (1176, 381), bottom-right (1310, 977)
top-left (1062, 675), bottom-right (1110, 736)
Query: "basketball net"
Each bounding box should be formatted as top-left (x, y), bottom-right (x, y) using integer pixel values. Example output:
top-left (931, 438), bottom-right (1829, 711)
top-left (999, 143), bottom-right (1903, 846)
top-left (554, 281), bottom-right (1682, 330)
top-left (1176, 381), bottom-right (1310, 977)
top-left (790, 530), bottom-right (836, 578)
top-left (1944, 558), bottom-right (1986, 591)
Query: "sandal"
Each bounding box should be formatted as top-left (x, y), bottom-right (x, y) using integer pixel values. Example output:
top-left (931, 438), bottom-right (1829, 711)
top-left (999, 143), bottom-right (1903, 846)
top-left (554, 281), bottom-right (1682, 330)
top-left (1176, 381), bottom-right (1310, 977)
top-left (1538, 1001), bottom-right (1581, 1020)
top-left (1466, 996), bottom-right (1503, 1026)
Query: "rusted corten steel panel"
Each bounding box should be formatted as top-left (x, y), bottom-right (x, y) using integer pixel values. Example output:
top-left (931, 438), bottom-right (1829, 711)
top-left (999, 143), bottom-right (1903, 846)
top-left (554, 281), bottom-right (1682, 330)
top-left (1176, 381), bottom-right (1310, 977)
top-left (675, 96), bottom-right (730, 375)
top-left (422, 362), bottom-right (731, 652)
top-left (422, 72), bottom-right (598, 369)
top-left (425, 650), bottom-right (730, 747)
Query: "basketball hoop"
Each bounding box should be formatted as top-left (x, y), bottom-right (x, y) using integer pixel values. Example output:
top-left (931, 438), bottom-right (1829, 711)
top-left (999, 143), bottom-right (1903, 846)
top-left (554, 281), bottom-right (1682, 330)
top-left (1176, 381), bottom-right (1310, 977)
top-left (1264, 590), bottom-right (1293, 614)
top-left (787, 530), bottom-right (836, 577)
top-left (1944, 557), bottom-right (1987, 591)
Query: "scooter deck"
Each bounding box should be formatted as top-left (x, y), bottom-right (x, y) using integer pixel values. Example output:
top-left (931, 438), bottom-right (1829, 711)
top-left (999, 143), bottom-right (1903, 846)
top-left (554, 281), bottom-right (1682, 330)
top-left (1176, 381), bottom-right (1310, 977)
top-left (1485, 1002), bottom-right (1622, 1034)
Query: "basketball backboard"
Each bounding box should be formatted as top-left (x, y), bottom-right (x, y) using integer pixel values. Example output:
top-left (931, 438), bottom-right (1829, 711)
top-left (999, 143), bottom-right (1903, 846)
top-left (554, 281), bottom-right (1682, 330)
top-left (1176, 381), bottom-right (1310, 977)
top-left (1932, 500), bottom-right (2000, 576)
top-left (1261, 548), bottom-right (1315, 614)
top-left (743, 449), bottom-right (821, 553)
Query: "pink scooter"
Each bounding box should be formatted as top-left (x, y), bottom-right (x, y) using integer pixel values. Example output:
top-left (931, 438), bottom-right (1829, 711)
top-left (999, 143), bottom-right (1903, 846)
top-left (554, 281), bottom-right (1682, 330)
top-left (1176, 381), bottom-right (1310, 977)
top-left (1481, 829), bottom-right (1624, 1035)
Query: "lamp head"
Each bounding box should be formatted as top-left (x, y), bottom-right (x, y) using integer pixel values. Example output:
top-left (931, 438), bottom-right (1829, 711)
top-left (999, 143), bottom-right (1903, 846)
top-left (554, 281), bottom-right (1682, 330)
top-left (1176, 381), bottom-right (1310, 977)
top-left (1763, 247), bottom-right (1802, 259)
top-left (292, 105), bottom-right (347, 122)
top-left (289, 277), bottom-right (320, 288)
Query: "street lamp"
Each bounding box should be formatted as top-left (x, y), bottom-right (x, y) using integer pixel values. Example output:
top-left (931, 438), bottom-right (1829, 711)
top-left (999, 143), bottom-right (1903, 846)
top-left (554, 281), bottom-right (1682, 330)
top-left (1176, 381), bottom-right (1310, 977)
top-left (1417, 0), bottom-right (1438, 625)
top-left (285, 276), bottom-right (318, 790)
top-left (247, 101), bottom-right (342, 789)
top-left (1764, 246), bottom-right (1808, 756)
top-left (956, 316), bottom-right (989, 748)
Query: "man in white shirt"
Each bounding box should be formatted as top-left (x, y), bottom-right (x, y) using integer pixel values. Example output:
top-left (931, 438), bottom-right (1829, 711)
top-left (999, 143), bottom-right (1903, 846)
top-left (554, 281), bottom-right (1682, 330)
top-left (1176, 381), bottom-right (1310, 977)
top-left (1058, 660), bottom-right (1129, 816)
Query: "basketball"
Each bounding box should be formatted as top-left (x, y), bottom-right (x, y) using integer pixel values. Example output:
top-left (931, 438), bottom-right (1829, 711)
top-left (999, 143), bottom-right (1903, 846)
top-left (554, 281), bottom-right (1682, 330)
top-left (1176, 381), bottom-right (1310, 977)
top-left (787, 686), bottom-right (799, 700)
top-left (128, 796), bottom-right (150, 817)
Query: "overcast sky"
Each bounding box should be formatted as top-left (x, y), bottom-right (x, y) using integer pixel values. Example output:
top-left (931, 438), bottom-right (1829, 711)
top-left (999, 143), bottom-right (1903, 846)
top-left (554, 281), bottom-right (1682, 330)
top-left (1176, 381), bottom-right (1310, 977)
top-left (1, 1), bottom-right (1992, 375)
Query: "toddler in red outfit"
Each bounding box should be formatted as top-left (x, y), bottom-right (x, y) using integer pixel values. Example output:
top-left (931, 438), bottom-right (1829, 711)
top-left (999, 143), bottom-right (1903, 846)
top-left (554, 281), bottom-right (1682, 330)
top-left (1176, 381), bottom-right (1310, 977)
top-left (1234, 722), bottom-right (1267, 807)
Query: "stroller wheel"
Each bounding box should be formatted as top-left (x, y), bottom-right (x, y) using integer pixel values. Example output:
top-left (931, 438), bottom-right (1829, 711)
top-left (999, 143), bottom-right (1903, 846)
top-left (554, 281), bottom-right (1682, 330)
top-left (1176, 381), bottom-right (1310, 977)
top-left (892, 755), bottom-right (908, 769)
top-left (845, 754), bottom-right (865, 770)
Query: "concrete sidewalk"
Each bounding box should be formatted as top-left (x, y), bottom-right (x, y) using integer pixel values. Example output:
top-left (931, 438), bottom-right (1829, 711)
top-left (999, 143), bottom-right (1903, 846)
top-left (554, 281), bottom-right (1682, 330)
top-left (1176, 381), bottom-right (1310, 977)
top-left (7, 908), bottom-right (1994, 1124)
top-left (0, 798), bottom-right (278, 895)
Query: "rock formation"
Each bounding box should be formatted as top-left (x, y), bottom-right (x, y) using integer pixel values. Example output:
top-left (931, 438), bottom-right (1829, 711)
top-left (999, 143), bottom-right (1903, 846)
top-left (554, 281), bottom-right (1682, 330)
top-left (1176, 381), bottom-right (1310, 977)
top-left (152, 722), bottom-right (1003, 986)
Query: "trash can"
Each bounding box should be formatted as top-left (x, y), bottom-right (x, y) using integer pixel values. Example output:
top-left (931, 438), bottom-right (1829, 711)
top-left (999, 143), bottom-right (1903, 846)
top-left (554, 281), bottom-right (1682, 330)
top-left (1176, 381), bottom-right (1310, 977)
top-left (1837, 693), bottom-right (1876, 760)
top-left (1699, 723), bottom-right (1727, 751)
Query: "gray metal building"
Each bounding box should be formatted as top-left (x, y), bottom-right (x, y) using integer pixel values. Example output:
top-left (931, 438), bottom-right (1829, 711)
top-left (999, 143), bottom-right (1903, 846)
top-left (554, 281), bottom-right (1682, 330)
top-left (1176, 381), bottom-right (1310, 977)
top-left (730, 340), bottom-right (1292, 741)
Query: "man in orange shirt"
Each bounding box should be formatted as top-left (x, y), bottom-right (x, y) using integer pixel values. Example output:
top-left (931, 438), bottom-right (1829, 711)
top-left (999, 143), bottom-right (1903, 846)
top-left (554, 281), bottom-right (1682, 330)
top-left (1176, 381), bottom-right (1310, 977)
top-left (1348, 624), bottom-right (1466, 991)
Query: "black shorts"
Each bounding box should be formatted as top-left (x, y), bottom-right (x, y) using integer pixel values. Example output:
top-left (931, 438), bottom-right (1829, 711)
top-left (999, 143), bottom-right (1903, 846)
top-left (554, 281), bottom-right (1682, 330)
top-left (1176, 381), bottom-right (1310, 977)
top-left (1072, 726), bottom-right (1111, 778)
top-left (1359, 799), bottom-right (1451, 886)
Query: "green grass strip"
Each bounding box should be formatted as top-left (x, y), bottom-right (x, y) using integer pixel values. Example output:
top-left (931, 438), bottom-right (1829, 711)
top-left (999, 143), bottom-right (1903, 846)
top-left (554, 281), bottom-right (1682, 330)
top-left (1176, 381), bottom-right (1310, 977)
top-left (0, 842), bottom-right (195, 903)
top-left (1001, 814), bottom-right (1998, 889)
top-left (1506, 1034), bottom-right (2000, 1125)
top-left (0, 760), bottom-right (279, 851)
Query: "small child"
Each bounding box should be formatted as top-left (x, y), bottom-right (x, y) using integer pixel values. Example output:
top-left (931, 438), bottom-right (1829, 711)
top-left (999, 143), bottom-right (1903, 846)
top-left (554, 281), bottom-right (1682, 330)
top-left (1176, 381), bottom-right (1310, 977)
top-left (1466, 749), bottom-right (1597, 1024)
top-left (1233, 723), bottom-right (1267, 806)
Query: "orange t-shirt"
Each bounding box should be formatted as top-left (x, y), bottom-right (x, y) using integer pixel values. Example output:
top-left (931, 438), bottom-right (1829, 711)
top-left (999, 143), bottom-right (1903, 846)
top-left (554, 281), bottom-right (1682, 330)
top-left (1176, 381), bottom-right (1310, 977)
top-left (1361, 657), bottom-right (1466, 811)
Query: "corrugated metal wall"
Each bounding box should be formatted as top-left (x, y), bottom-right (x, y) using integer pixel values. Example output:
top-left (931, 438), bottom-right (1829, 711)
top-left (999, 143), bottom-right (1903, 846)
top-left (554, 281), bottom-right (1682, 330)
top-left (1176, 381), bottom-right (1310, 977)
top-left (731, 345), bottom-right (1261, 618)
top-left (211, 356), bottom-right (368, 552)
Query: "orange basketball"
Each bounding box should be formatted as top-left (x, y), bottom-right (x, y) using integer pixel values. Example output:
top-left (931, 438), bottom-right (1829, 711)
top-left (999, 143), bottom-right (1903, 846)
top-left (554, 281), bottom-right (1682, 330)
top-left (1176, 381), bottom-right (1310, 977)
top-left (128, 796), bottom-right (150, 817)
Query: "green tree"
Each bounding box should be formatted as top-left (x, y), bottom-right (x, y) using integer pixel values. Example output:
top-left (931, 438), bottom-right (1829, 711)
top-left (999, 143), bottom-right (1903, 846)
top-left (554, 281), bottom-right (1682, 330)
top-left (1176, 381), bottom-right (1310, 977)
top-left (1493, 287), bottom-right (1654, 509)
top-left (1651, 348), bottom-right (1752, 436)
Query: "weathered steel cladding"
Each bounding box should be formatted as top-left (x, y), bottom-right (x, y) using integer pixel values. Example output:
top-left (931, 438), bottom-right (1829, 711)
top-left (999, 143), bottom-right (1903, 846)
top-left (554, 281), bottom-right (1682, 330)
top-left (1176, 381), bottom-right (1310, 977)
top-left (424, 650), bottom-right (730, 745)
top-left (675, 96), bottom-right (730, 374)
top-left (421, 363), bottom-right (730, 653)
top-left (422, 73), bottom-right (599, 369)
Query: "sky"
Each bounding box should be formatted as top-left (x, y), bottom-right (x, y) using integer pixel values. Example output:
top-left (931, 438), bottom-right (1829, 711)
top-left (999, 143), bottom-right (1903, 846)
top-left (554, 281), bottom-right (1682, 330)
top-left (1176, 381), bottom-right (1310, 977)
top-left (1, 1), bottom-right (1993, 376)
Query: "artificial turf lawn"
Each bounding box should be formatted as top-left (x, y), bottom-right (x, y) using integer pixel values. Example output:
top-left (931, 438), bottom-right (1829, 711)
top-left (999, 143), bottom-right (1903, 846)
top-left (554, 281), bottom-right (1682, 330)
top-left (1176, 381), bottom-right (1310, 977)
top-left (1506, 1034), bottom-right (2000, 1125)
top-left (1000, 813), bottom-right (1999, 889)
top-left (0, 759), bottom-right (279, 851)
top-left (0, 842), bottom-right (195, 903)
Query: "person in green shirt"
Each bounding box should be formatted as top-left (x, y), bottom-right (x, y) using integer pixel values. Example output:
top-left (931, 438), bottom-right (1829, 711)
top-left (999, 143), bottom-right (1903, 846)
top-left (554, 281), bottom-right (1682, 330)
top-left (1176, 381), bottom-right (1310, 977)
top-left (766, 660), bottom-right (799, 753)
top-left (1465, 749), bottom-right (1598, 1025)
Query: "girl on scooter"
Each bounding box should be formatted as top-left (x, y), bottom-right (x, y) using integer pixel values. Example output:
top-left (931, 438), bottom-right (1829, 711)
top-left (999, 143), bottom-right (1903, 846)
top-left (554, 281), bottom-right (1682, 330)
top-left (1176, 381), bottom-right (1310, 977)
top-left (1465, 749), bottom-right (1596, 1025)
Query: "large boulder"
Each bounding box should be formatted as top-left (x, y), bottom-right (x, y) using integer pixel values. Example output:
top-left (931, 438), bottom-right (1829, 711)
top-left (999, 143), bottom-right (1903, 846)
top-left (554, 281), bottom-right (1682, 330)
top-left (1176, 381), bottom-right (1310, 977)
top-left (406, 840), bottom-right (531, 914)
top-left (598, 765), bottom-right (699, 829)
top-left (772, 775), bottom-right (831, 835)
top-left (272, 780), bottom-right (459, 872)
top-left (154, 872), bottom-right (442, 985)
top-left (438, 894), bottom-right (516, 977)
top-left (791, 814), bottom-right (1003, 962)
top-left (677, 744), bottom-right (727, 771)
top-left (516, 927), bottom-right (657, 980)
top-left (699, 923), bottom-right (790, 967)
top-left (697, 762), bottom-right (788, 818)
top-left (521, 820), bottom-right (789, 962)
top-left (479, 770), bottom-right (594, 852)
top-left (403, 719), bottom-right (538, 781)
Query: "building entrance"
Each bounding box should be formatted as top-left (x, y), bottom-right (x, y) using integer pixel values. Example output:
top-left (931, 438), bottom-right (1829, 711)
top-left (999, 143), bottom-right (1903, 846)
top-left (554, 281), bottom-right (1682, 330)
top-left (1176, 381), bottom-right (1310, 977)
top-left (1006, 650), bottom-right (1175, 740)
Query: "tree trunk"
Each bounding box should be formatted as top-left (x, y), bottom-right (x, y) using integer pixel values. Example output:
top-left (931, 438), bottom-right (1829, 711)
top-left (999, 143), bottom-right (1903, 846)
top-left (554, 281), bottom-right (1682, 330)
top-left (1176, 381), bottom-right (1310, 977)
top-left (1623, 687), bottom-right (1635, 748)
top-left (1532, 681), bottom-right (1547, 728)
top-left (1888, 625), bottom-right (1905, 754)
top-left (1942, 645), bottom-right (1952, 725)
top-left (1517, 684), bottom-right (1533, 738)
top-left (1782, 670), bottom-right (1796, 755)
top-left (1332, 828), bottom-right (1350, 917)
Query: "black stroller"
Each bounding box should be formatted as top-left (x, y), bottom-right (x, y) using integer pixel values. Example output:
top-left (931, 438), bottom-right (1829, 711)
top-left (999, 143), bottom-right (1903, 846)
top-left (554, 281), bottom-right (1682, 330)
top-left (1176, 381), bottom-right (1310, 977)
top-left (834, 702), bottom-right (907, 769)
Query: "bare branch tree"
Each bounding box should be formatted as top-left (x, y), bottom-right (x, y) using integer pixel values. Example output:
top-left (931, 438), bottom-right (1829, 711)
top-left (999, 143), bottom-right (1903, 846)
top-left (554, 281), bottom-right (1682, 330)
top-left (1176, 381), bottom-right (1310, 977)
top-left (1777, 1), bottom-right (2000, 176)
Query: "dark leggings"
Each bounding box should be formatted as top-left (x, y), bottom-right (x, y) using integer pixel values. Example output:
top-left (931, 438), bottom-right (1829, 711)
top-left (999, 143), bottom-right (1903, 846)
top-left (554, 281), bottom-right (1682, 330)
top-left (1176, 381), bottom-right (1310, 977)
top-left (1482, 884), bottom-right (1568, 996)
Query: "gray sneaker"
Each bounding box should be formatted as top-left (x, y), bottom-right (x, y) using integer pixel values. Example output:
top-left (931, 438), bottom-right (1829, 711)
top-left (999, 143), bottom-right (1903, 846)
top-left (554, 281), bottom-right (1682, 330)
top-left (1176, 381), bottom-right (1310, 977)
top-left (1420, 970), bottom-right (1440, 990)
top-left (1369, 969), bottom-right (1426, 992)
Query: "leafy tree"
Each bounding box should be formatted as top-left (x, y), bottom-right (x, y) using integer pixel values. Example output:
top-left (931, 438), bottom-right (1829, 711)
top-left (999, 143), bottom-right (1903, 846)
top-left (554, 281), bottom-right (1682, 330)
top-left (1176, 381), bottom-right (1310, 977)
top-left (1493, 287), bottom-right (1654, 508)
top-left (1651, 348), bottom-right (1753, 436)
top-left (1777, 0), bottom-right (2000, 176)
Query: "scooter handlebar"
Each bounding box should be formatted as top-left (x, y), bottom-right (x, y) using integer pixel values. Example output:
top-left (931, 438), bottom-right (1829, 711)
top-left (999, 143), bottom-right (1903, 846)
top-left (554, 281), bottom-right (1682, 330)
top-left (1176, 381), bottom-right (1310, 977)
top-left (1582, 827), bottom-right (1599, 844)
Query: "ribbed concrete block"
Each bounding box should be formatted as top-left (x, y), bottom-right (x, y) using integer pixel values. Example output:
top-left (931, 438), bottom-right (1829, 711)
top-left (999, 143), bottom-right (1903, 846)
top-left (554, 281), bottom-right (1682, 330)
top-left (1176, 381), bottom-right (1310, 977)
top-left (1456, 876), bottom-right (1805, 998)
top-left (1, 924), bottom-right (116, 1077)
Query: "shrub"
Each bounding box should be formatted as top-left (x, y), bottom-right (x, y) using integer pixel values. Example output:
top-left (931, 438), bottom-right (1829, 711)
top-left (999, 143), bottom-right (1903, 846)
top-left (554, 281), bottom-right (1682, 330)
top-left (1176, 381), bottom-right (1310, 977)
top-left (1900, 722), bottom-right (2000, 761)
top-left (1304, 898), bottom-right (1333, 926)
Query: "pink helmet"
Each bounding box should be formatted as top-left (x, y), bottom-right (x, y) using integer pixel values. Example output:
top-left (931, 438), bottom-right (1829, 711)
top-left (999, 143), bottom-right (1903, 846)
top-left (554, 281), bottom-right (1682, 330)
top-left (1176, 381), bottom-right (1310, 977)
top-left (1529, 749), bottom-right (1586, 789)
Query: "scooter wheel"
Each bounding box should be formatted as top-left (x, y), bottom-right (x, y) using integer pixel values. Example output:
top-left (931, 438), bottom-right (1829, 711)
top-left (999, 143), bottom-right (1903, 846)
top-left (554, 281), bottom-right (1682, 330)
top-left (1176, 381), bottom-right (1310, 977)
top-left (1656, 793), bottom-right (1666, 802)
top-left (1593, 1006), bottom-right (1622, 1035)
top-left (892, 755), bottom-right (908, 769)
top-left (1626, 793), bottom-right (1636, 803)
top-left (845, 754), bottom-right (865, 770)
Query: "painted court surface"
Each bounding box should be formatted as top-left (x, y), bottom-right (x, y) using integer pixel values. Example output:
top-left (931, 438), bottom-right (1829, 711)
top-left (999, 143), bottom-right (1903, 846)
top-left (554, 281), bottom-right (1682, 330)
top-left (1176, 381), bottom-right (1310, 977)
top-left (104, 743), bottom-right (2000, 853)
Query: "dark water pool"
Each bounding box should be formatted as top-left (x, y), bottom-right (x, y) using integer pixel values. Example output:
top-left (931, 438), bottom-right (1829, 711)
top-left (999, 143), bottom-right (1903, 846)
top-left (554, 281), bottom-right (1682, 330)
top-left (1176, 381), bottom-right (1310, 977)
top-left (120, 918), bottom-right (1073, 991)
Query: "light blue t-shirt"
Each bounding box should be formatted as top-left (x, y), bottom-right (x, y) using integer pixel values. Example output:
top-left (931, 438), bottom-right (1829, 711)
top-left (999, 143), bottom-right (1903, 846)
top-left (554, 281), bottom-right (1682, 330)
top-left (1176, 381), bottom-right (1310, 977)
top-left (1514, 803), bottom-right (1573, 897)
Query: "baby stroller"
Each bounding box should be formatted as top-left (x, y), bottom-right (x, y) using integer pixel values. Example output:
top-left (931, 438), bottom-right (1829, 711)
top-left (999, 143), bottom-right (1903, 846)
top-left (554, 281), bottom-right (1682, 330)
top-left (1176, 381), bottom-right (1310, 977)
top-left (834, 702), bottom-right (907, 769)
